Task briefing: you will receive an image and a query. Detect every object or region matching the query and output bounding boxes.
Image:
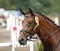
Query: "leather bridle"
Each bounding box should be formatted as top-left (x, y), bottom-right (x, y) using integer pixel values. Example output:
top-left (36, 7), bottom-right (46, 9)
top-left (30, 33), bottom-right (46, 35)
top-left (20, 20), bottom-right (37, 40)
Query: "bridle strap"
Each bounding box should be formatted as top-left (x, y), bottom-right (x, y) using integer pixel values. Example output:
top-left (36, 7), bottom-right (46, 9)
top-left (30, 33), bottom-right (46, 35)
top-left (20, 29), bottom-right (33, 40)
top-left (20, 16), bottom-right (39, 40)
top-left (20, 30), bottom-right (31, 34)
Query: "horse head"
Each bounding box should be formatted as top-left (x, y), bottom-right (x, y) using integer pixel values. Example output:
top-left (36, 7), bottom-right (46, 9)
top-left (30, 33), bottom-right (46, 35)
top-left (18, 8), bottom-right (39, 45)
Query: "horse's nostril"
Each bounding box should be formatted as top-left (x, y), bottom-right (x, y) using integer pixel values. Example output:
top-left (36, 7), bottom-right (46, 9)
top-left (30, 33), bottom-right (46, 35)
top-left (18, 38), bottom-right (25, 43)
top-left (21, 38), bottom-right (24, 41)
top-left (18, 38), bottom-right (27, 45)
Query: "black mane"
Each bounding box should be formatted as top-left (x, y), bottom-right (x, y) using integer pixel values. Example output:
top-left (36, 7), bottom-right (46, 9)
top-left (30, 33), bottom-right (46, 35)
top-left (34, 11), bottom-right (58, 27)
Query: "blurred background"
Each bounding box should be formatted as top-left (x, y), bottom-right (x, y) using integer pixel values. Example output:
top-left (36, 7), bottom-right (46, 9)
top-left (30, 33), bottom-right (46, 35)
top-left (0, 0), bottom-right (60, 28)
top-left (0, 0), bottom-right (60, 14)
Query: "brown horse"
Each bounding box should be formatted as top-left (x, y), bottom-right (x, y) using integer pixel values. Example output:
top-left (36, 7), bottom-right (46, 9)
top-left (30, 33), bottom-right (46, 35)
top-left (18, 8), bottom-right (60, 51)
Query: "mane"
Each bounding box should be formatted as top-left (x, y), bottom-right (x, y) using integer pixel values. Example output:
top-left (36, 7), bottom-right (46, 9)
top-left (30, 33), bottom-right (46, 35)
top-left (34, 11), bottom-right (58, 27)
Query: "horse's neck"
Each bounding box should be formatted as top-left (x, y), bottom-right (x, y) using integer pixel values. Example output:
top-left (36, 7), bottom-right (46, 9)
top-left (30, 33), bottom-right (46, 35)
top-left (38, 14), bottom-right (59, 44)
top-left (35, 13), bottom-right (60, 50)
top-left (37, 14), bottom-right (58, 35)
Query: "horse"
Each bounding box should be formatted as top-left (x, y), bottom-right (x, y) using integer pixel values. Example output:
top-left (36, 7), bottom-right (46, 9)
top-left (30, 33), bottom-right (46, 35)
top-left (18, 8), bottom-right (60, 51)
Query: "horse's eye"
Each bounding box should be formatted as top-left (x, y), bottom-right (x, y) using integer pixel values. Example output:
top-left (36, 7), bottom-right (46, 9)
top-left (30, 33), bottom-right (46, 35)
top-left (27, 22), bottom-right (32, 27)
top-left (28, 22), bottom-right (32, 25)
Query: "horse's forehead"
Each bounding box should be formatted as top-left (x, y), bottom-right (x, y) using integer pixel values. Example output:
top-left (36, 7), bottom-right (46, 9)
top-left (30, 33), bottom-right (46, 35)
top-left (21, 14), bottom-right (34, 22)
top-left (25, 17), bottom-right (34, 20)
top-left (21, 18), bottom-right (34, 24)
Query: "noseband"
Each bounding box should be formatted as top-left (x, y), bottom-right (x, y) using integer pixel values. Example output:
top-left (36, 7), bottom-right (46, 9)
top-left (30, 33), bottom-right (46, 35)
top-left (20, 30), bottom-right (31, 34)
top-left (20, 29), bottom-right (34, 41)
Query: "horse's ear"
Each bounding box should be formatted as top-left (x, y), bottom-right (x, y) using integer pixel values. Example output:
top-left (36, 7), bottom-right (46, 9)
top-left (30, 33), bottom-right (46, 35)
top-left (19, 8), bottom-right (26, 15)
top-left (29, 8), bottom-right (34, 16)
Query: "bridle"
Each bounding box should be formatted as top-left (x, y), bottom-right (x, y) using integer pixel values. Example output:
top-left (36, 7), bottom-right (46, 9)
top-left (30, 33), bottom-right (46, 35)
top-left (20, 16), bottom-right (39, 40)
top-left (20, 18), bottom-right (38, 40)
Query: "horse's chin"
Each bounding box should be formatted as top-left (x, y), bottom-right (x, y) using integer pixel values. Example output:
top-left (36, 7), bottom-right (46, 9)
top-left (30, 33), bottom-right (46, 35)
top-left (20, 42), bottom-right (27, 45)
